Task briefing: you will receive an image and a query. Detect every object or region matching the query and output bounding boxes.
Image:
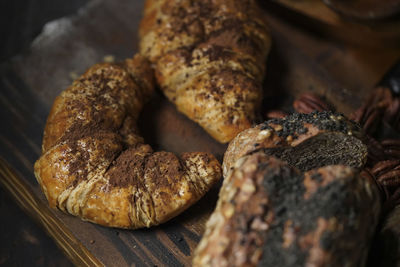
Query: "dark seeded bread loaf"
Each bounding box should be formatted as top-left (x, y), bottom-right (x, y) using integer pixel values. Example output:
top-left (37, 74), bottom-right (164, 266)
top-left (223, 111), bottom-right (367, 176)
top-left (194, 112), bottom-right (381, 266)
top-left (193, 153), bottom-right (381, 267)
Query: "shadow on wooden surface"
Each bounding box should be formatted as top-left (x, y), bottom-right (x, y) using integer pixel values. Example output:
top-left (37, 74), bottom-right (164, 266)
top-left (0, 184), bottom-right (72, 267)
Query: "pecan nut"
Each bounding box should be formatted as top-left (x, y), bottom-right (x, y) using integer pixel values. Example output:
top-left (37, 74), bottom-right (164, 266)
top-left (264, 110), bottom-right (288, 120)
top-left (370, 160), bottom-right (400, 211)
top-left (350, 87), bottom-right (392, 135)
top-left (293, 93), bottom-right (332, 114)
top-left (365, 135), bottom-right (385, 166)
top-left (381, 139), bottom-right (400, 160)
top-left (371, 160), bottom-right (400, 202)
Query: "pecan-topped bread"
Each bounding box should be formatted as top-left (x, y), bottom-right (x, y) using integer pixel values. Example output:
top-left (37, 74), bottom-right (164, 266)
top-left (193, 153), bottom-right (381, 267)
top-left (139, 0), bottom-right (271, 143)
top-left (34, 55), bottom-right (221, 229)
top-left (193, 111), bottom-right (381, 266)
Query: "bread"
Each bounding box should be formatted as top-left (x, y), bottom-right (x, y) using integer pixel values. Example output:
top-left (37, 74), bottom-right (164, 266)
top-left (193, 153), bottom-right (381, 266)
top-left (223, 111), bottom-right (367, 176)
top-left (139, 0), bottom-right (271, 143)
top-left (34, 55), bottom-right (222, 229)
top-left (193, 111), bottom-right (381, 266)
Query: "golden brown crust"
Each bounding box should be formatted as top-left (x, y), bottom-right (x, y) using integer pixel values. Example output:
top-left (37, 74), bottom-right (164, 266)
top-left (139, 0), bottom-right (271, 143)
top-left (34, 55), bottom-right (222, 229)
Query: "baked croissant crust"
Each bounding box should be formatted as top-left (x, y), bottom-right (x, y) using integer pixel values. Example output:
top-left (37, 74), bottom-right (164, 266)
top-left (34, 55), bottom-right (221, 229)
top-left (193, 112), bottom-right (381, 266)
top-left (139, 0), bottom-right (271, 143)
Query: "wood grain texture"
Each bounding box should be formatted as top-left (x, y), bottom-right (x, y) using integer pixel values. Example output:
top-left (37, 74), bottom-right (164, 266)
top-left (0, 181), bottom-right (73, 266)
top-left (0, 158), bottom-right (102, 267)
top-left (266, 0), bottom-right (400, 47)
top-left (0, 0), bottom-right (399, 266)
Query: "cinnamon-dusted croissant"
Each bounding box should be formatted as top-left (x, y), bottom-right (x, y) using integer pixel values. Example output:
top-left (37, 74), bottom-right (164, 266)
top-left (139, 0), bottom-right (271, 143)
top-left (193, 112), bottom-right (381, 266)
top-left (34, 55), bottom-right (221, 229)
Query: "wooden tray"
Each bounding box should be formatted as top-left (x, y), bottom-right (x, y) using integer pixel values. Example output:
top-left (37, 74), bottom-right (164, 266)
top-left (0, 0), bottom-right (397, 266)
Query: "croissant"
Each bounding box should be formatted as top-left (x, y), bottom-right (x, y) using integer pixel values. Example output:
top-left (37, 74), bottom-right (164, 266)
top-left (193, 112), bottom-right (381, 266)
top-left (34, 55), bottom-right (222, 229)
top-left (139, 0), bottom-right (271, 143)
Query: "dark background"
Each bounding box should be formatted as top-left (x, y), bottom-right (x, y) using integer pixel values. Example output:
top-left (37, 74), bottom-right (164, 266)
top-left (0, 1), bottom-right (88, 266)
top-left (0, 0), bottom-right (88, 61)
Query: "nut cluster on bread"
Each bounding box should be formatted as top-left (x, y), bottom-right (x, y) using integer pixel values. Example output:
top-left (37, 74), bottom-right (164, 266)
top-left (34, 55), bottom-right (221, 229)
top-left (139, 0), bottom-right (271, 143)
top-left (193, 112), bottom-right (381, 266)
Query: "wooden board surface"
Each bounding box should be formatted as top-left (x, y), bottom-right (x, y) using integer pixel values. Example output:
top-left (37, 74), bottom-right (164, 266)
top-left (1, 0), bottom-right (400, 266)
top-left (266, 0), bottom-right (400, 47)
